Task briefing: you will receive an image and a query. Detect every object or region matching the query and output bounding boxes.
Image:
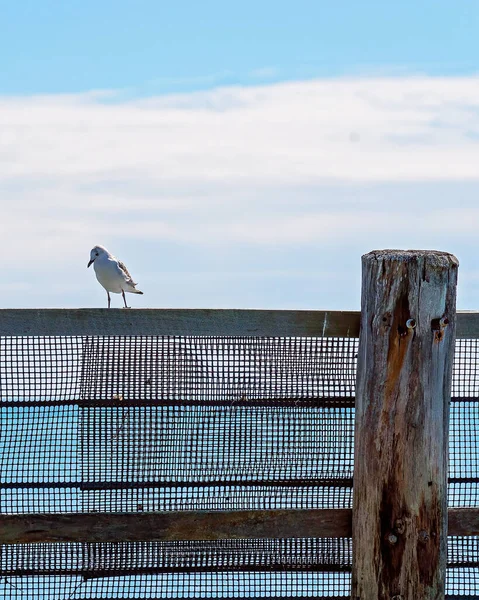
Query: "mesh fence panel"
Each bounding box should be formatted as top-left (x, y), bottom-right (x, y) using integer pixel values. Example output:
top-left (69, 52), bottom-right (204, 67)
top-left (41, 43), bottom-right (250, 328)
top-left (0, 334), bottom-right (478, 598)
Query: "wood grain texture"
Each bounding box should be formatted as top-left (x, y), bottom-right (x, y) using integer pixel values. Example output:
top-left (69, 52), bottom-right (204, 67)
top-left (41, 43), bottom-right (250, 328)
top-left (0, 308), bottom-right (478, 338)
top-left (0, 308), bottom-right (360, 337)
top-left (447, 508), bottom-right (479, 537)
top-left (2, 507), bottom-right (477, 544)
top-left (456, 311), bottom-right (479, 339)
top-left (0, 509), bottom-right (351, 544)
top-left (352, 250), bottom-right (459, 600)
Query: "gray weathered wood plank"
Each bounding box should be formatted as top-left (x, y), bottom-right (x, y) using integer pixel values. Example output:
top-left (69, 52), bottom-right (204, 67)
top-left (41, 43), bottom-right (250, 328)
top-left (1, 508), bottom-right (477, 544)
top-left (1, 509), bottom-right (351, 544)
top-left (352, 250), bottom-right (458, 600)
top-left (0, 308), bottom-right (477, 337)
top-left (0, 308), bottom-right (360, 337)
top-left (456, 310), bottom-right (479, 339)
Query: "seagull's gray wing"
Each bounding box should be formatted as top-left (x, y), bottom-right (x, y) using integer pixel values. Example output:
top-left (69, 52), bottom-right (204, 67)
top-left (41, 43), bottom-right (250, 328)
top-left (117, 260), bottom-right (137, 286)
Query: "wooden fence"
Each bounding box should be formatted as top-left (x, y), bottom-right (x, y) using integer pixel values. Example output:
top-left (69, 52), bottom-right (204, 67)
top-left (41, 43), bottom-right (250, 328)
top-left (1, 250), bottom-right (478, 599)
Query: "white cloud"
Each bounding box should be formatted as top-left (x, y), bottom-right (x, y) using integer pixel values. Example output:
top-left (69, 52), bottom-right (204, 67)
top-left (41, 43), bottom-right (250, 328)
top-left (1, 75), bottom-right (479, 182)
top-left (1, 74), bottom-right (479, 308)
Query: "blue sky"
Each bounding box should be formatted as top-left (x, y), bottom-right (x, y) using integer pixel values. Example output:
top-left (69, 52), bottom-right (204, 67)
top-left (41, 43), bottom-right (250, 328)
top-left (1, 8), bottom-right (479, 597)
top-left (2, 1), bottom-right (479, 95)
top-left (1, 3), bottom-right (479, 310)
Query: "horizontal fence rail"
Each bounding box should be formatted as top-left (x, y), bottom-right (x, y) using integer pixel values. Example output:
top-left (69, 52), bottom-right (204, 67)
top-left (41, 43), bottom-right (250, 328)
top-left (0, 308), bottom-right (478, 337)
top-left (0, 309), bottom-right (359, 337)
top-left (1, 307), bottom-right (478, 599)
top-left (3, 509), bottom-right (479, 544)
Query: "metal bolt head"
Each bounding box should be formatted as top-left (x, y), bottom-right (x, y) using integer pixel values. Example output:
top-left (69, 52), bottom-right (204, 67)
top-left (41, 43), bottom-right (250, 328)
top-left (387, 533), bottom-right (398, 545)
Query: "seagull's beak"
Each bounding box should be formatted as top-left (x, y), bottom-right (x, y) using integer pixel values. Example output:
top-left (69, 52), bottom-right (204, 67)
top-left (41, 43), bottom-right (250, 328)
top-left (87, 258), bottom-right (94, 268)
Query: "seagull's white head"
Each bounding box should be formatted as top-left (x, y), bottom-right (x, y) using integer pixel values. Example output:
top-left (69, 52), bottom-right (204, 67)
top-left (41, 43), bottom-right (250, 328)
top-left (87, 245), bottom-right (110, 268)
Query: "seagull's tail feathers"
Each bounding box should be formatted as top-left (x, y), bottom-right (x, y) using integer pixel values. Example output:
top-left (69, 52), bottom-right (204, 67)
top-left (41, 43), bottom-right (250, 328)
top-left (124, 282), bottom-right (144, 295)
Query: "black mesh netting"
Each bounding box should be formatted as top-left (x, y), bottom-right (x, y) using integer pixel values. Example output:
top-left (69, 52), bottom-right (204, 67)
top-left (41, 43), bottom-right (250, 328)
top-left (0, 334), bottom-right (478, 598)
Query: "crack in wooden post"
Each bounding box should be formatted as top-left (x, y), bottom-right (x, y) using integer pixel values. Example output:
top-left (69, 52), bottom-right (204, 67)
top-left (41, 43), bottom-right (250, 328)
top-left (352, 249), bottom-right (458, 600)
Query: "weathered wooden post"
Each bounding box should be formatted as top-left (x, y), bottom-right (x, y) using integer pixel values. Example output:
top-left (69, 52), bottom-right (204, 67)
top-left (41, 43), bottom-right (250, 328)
top-left (352, 250), bottom-right (458, 600)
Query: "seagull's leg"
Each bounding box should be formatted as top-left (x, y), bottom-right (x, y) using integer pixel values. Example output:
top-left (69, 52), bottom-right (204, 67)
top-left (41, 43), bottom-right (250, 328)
top-left (122, 290), bottom-right (130, 309)
top-left (107, 291), bottom-right (111, 309)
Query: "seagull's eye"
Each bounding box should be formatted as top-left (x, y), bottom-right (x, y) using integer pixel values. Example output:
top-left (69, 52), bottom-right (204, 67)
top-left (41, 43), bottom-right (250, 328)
top-left (95, 252), bottom-right (99, 256)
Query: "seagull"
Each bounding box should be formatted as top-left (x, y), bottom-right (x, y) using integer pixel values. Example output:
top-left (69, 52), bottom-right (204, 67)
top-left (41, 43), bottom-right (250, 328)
top-left (87, 245), bottom-right (143, 308)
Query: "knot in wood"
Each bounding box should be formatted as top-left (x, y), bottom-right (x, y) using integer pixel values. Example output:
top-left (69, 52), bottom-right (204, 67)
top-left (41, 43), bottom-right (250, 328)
top-left (406, 318), bottom-right (416, 330)
top-left (418, 529), bottom-right (430, 544)
top-left (394, 518), bottom-right (406, 535)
